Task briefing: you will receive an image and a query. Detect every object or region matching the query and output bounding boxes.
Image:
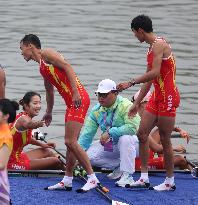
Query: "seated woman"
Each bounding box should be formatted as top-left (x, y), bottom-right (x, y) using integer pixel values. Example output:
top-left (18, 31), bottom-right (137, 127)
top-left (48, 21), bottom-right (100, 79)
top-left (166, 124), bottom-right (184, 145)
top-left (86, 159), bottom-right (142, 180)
top-left (0, 99), bottom-right (19, 205)
top-left (7, 91), bottom-right (65, 170)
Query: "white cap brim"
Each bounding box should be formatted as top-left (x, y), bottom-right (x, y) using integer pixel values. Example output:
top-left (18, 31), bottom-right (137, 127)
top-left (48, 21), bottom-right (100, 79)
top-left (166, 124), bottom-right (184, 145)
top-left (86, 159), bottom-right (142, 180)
top-left (95, 89), bottom-right (112, 93)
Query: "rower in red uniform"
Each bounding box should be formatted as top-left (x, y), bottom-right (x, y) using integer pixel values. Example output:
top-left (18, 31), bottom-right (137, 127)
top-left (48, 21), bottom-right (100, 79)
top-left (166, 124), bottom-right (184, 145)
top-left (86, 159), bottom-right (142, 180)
top-left (117, 15), bottom-right (180, 191)
top-left (146, 36), bottom-right (180, 117)
top-left (20, 34), bottom-right (99, 191)
top-left (7, 91), bottom-right (65, 170)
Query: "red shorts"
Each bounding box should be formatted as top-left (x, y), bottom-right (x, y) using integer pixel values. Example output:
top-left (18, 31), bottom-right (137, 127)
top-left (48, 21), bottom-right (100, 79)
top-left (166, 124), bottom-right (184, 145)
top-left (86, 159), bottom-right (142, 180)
top-left (8, 152), bottom-right (30, 170)
top-left (65, 90), bottom-right (90, 123)
top-left (146, 92), bottom-right (180, 117)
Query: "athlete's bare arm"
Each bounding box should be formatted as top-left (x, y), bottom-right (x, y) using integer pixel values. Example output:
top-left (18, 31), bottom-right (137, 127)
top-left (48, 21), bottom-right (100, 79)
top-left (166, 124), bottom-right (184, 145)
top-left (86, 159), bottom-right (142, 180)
top-left (44, 77), bottom-right (54, 114)
top-left (134, 42), bottom-right (164, 84)
top-left (0, 68), bottom-right (6, 99)
top-left (15, 116), bottom-right (45, 131)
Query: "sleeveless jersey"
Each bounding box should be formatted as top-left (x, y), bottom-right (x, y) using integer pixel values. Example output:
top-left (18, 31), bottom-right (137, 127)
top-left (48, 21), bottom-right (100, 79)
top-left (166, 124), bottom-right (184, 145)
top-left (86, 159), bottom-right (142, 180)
top-left (40, 58), bottom-right (87, 108)
top-left (8, 112), bottom-right (32, 169)
top-left (146, 37), bottom-right (180, 116)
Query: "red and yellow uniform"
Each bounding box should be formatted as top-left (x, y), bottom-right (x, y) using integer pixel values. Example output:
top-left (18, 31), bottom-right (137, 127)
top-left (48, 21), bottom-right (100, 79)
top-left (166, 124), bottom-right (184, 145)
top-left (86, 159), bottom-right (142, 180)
top-left (7, 112), bottom-right (32, 170)
top-left (135, 150), bottom-right (164, 170)
top-left (146, 37), bottom-right (180, 117)
top-left (40, 59), bottom-right (90, 123)
top-left (0, 123), bottom-right (13, 204)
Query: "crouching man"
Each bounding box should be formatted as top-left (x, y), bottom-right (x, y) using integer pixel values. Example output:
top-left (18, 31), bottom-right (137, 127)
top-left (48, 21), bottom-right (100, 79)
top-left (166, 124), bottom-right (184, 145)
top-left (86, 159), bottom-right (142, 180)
top-left (78, 79), bottom-right (140, 187)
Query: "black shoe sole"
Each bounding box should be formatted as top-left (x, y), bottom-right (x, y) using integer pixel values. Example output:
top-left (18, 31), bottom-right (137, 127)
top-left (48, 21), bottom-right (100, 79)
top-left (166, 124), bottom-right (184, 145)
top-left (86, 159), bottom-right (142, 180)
top-left (44, 187), bottom-right (72, 191)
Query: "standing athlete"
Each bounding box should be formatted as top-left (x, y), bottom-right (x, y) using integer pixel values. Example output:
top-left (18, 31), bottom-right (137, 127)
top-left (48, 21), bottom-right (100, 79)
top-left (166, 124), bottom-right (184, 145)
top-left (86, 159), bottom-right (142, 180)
top-left (117, 15), bottom-right (180, 191)
top-left (20, 34), bottom-right (99, 191)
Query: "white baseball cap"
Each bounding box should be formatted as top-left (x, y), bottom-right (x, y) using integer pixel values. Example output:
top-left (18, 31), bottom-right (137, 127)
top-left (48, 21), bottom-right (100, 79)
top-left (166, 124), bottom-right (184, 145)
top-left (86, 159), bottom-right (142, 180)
top-left (133, 90), bottom-right (152, 102)
top-left (95, 79), bottom-right (117, 93)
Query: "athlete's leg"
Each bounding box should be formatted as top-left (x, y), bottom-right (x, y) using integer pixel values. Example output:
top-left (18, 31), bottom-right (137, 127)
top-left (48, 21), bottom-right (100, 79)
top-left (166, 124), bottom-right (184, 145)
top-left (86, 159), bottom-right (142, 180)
top-left (64, 121), bottom-right (99, 191)
top-left (64, 121), bottom-right (93, 176)
top-left (157, 116), bottom-right (175, 177)
top-left (26, 148), bottom-right (56, 160)
top-left (30, 157), bottom-right (65, 170)
top-left (137, 110), bottom-right (157, 173)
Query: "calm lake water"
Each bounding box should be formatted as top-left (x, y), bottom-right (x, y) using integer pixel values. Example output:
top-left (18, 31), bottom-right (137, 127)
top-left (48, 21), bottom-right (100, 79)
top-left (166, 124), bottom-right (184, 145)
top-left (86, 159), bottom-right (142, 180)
top-left (1, 0), bottom-right (197, 161)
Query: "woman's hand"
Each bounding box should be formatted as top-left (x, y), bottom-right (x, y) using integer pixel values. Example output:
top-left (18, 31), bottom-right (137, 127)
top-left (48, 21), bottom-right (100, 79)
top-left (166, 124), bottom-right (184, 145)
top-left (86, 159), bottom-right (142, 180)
top-left (180, 129), bottom-right (191, 144)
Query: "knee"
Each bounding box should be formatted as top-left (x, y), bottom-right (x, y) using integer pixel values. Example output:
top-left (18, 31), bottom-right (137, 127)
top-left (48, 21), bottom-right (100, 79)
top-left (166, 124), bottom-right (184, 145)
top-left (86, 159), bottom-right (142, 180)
top-left (42, 148), bottom-right (55, 157)
top-left (65, 139), bottom-right (77, 149)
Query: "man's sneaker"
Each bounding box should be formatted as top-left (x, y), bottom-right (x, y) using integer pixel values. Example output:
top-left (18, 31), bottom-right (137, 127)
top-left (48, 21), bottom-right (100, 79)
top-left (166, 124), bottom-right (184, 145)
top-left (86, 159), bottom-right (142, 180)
top-left (115, 172), bottom-right (135, 188)
top-left (127, 178), bottom-right (150, 188)
top-left (151, 182), bottom-right (176, 191)
top-left (107, 167), bottom-right (123, 180)
top-left (44, 181), bottom-right (72, 191)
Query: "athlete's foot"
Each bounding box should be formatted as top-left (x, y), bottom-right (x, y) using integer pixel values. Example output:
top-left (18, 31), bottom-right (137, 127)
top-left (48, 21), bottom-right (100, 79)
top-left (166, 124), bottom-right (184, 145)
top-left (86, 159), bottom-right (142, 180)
top-left (44, 180), bottom-right (72, 191)
top-left (127, 178), bottom-right (150, 188)
top-left (150, 182), bottom-right (176, 191)
top-left (76, 177), bottom-right (99, 193)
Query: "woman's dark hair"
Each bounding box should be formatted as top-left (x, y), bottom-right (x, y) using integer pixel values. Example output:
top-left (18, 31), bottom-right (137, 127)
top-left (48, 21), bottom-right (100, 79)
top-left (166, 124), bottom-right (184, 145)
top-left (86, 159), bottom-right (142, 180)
top-left (131, 14), bottom-right (153, 33)
top-left (0, 99), bottom-right (19, 123)
top-left (19, 91), bottom-right (41, 110)
top-left (20, 34), bottom-right (41, 49)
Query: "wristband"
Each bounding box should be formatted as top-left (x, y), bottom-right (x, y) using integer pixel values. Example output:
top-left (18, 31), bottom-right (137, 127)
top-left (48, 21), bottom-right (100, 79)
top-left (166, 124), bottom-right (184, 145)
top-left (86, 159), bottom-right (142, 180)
top-left (129, 79), bottom-right (136, 87)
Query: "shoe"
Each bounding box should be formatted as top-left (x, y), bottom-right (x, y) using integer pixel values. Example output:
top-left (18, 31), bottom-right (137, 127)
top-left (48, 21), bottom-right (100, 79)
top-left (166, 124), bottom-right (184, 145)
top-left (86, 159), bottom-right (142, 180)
top-left (127, 178), bottom-right (150, 188)
top-left (78, 177), bottom-right (99, 192)
top-left (44, 181), bottom-right (72, 191)
top-left (107, 167), bottom-right (123, 180)
top-left (115, 172), bottom-right (135, 188)
top-left (151, 182), bottom-right (176, 191)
